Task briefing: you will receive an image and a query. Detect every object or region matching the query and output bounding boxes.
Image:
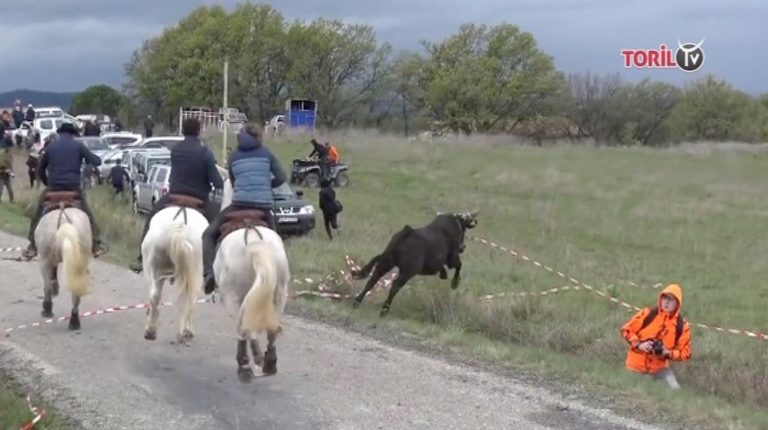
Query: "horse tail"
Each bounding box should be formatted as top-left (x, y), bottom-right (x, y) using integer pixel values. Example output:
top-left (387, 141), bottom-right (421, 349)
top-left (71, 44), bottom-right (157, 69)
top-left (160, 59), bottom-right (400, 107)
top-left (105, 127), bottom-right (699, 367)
top-left (239, 236), bottom-right (280, 335)
top-left (168, 221), bottom-right (199, 315)
top-left (56, 222), bottom-right (89, 298)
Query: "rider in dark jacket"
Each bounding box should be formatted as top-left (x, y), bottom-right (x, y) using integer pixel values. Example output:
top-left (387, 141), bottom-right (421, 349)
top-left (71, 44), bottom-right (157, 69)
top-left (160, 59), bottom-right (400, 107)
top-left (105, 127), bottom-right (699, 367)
top-left (129, 118), bottom-right (224, 273)
top-left (22, 122), bottom-right (106, 259)
top-left (201, 123), bottom-right (287, 293)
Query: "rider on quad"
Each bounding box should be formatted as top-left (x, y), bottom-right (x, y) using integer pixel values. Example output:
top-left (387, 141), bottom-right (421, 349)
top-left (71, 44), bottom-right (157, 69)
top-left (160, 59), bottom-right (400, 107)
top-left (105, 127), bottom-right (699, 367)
top-left (22, 122), bottom-right (107, 259)
top-left (200, 122), bottom-right (287, 294)
top-left (129, 118), bottom-right (224, 273)
top-left (308, 138), bottom-right (330, 181)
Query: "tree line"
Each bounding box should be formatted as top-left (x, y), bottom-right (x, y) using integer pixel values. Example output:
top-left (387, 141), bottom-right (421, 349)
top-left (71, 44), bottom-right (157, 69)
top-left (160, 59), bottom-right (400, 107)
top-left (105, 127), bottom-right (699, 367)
top-left (71, 2), bottom-right (768, 145)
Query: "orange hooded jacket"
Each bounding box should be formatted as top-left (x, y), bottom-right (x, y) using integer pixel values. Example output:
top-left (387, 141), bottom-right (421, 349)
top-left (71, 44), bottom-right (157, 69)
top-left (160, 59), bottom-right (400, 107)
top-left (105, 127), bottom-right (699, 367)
top-left (328, 144), bottom-right (340, 164)
top-left (620, 283), bottom-right (692, 374)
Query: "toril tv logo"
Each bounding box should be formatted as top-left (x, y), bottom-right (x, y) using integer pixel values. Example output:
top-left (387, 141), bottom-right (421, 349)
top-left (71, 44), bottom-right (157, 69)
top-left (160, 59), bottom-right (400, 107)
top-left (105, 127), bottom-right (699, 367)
top-left (621, 39), bottom-right (705, 72)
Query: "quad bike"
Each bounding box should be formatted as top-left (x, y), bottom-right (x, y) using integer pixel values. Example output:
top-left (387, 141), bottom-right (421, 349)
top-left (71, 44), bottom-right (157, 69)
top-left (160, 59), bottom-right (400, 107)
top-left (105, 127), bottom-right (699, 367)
top-left (290, 157), bottom-right (350, 188)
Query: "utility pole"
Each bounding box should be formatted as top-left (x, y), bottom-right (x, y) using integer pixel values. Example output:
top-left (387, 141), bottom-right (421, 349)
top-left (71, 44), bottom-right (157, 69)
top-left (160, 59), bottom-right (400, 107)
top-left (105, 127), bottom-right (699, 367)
top-left (222, 58), bottom-right (229, 162)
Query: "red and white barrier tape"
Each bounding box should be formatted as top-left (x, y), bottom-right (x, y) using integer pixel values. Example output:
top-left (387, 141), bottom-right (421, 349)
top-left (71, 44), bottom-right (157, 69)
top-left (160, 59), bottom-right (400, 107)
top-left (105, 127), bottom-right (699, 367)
top-left (468, 235), bottom-right (768, 341)
top-left (21, 395), bottom-right (45, 430)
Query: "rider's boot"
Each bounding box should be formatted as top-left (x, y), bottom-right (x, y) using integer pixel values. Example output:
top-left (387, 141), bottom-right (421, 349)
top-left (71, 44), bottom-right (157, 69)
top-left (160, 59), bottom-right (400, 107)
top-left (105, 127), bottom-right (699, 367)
top-left (22, 243), bottom-right (37, 260)
top-left (129, 255), bottom-right (143, 274)
top-left (92, 238), bottom-right (108, 258)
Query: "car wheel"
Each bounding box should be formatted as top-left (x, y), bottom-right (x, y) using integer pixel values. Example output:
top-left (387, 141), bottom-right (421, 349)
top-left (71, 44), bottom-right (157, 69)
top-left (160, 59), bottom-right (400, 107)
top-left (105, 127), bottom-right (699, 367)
top-left (303, 172), bottom-right (320, 188)
top-left (334, 171), bottom-right (349, 187)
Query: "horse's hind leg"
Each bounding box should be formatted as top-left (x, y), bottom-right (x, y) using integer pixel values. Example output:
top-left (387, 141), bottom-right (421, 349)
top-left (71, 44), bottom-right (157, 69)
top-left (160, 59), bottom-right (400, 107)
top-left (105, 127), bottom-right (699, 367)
top-left (144, 275), bottom-right (164, 341)
top-left (69, 294), bottom-right (81, 331)
top-left (262, 329), bottom-right (279, 376)
top-left (237, 334), bottom-right (254, 383)
top-left (41, 264), bottom-right (56, 318)
top-left (249, 334), bottom-right (264, 367)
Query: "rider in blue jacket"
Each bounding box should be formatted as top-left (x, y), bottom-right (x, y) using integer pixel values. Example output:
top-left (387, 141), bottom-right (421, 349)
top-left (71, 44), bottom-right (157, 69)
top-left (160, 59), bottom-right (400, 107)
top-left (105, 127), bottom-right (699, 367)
top-left (201, 123), bottom-right (287, 294)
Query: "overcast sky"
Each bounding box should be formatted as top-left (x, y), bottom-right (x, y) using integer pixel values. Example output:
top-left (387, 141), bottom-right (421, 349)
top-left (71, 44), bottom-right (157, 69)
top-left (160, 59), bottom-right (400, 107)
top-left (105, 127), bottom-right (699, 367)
top-left (0, 0), bottom-right (765, 95)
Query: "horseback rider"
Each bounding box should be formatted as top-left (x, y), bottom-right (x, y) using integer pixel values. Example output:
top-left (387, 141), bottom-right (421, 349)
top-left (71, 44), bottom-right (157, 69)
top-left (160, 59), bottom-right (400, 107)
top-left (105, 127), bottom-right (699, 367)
top-left (129, 118), bottom-right (224, 273)
top-left (22, 122), bottom-right (107, 259)
top-left (201, 122), bottom-right (287, 294)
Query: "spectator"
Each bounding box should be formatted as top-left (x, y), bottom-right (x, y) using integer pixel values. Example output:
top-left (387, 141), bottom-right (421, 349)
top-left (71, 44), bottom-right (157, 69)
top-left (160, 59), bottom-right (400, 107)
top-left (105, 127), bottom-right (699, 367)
top-left (144, 115), bottom-right (154, 137)
top-left (109, 159), bottom-right (130, 197)
top-left (620, 283), bottom-right (692, 389)
top-left (25, 104), bottom-right (35, 122)
top-left (0, 146), bottom-right (14, 202)
top-left (12, 104), bottom-right (24, 128)
top-left (26, 145), bottom-right (41, 188)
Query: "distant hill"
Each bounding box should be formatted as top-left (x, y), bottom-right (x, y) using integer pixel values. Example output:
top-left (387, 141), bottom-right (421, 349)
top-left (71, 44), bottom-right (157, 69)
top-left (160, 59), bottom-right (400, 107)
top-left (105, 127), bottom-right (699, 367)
top-left (0, 89), bottom-right (78, 111)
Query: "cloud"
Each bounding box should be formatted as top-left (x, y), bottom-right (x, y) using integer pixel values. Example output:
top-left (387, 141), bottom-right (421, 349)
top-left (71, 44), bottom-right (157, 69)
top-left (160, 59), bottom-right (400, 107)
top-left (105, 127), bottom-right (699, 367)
top-left (0, 0), bottom-right (765, 95)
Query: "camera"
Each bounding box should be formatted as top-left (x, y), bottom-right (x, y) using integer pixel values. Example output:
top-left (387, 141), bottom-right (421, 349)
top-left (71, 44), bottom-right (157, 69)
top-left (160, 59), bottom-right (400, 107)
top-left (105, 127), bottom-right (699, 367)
top-left (652, 340), bottom-right (665, 356)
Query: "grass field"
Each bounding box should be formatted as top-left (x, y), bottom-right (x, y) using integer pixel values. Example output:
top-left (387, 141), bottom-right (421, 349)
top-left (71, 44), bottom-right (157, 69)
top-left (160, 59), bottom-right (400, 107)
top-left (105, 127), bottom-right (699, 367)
top-left (2, 131), bottom-right (768, 429)
top-left (0, 380), bottom-right (69, 429)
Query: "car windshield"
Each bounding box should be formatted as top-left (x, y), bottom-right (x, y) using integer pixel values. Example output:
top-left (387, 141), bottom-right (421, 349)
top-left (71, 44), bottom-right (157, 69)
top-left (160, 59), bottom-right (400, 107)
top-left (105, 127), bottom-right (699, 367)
top-left (273, 182), bottom-right (296, 199)
top-left (78, 138), bottom-right (109, 151)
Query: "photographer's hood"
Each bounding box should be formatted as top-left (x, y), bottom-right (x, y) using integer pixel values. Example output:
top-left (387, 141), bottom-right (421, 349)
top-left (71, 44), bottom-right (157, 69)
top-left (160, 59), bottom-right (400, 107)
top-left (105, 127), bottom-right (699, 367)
top-left (658, 283), bottom-right (683, 317)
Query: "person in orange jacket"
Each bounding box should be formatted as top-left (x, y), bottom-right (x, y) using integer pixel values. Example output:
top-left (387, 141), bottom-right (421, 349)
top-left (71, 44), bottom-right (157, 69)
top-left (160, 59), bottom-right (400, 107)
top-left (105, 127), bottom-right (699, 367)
top-left (620, 283), bottom-right (691, 389)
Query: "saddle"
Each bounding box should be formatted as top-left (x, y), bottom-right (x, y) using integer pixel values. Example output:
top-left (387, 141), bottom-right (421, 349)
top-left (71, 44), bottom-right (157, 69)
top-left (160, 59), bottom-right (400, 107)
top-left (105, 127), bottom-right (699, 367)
top-left (219, 208), bottom-right (270, 242)
top-left (43, 191), bottom-right (81, 212)
top-left (168, 193), bottom-right (205, 210)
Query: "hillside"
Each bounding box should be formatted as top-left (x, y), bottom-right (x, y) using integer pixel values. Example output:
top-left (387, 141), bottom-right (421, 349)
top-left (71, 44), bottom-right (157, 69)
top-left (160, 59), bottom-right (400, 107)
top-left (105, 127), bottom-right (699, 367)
top-left (0, 89), bottom-right (77, 110)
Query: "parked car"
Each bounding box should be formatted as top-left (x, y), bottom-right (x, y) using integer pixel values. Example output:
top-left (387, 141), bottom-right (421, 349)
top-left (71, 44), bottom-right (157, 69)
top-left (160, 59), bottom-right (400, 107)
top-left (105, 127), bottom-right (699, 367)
top-left (133, 164), bottom-right (171, 214)
top-left (75, 136), bottom-right (111, 160)
top-left (133, 165), bottom-right (316, 237)
top-left (120, 147), bottom-right (170, 187)
top-left (34, 116), bottom-right (73, 142)
top-left (101, 132), bottom-right (143, 149)
top-left (137, 136), bottom-right (184, 149)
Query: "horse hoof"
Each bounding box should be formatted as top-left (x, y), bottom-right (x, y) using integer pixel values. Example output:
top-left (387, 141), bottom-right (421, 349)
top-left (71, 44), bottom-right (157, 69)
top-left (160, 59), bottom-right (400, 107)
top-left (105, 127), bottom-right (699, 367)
top-left (253, 355), bottom-right (264, 367)
top-left (177, 330), bottom-right (194, 345)
top-left (379, 307), bottom-right (390, 318)
top-left (68, 317), bottom-right (80, 331)
top-left (439, 272), bottom-right (448, 280)
top-left (352, 299), bottom-right (361, 309)
top-left (42, 302), bottom-right (53, 318)
top-left (144, 331), bottom-right (157, 341)
top-left (238, 367), bottom-right (254, 383)
top-left (262, 358), bottom-right (277, 376)
top-left (451, 279), bottom-right (460, 289)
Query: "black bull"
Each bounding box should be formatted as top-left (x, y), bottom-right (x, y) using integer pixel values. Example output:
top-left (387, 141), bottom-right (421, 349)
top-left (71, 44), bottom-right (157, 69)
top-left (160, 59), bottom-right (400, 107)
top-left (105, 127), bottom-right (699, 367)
top-left (350, 211), bottom-right (479, 317)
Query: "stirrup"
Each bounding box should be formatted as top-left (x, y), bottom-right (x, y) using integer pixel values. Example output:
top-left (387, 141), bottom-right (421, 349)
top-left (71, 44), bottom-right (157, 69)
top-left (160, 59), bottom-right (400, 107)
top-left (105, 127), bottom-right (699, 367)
top-left (93, 243), bottom-right (108, 258)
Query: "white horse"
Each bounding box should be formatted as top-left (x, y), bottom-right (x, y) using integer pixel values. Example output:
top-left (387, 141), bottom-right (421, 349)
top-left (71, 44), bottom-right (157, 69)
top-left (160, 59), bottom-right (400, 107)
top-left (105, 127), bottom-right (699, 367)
top-left (141, 198), bottom-right (209, 345)
top-left (214, 175), bottom-right (290, 382)
top-left (35, 196), bottom-right (92, 331)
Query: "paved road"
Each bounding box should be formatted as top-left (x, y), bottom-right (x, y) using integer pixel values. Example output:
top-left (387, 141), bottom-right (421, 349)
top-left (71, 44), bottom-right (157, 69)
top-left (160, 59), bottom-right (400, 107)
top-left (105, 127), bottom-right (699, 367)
top-left (0, 231), bottom-right (665, 430)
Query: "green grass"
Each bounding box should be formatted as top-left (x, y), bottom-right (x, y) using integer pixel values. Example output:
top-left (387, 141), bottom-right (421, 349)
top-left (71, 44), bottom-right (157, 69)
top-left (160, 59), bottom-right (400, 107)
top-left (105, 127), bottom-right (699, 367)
top-left (0, 380), bottom-right (70, 429)
top-left (3, 134), bottom-right (768, 429)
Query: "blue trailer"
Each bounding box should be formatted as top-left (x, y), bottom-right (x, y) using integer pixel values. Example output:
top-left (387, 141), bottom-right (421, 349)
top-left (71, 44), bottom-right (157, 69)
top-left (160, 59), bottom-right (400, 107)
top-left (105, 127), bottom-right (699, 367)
top-left (285, 98), bottom-right (318, 133)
